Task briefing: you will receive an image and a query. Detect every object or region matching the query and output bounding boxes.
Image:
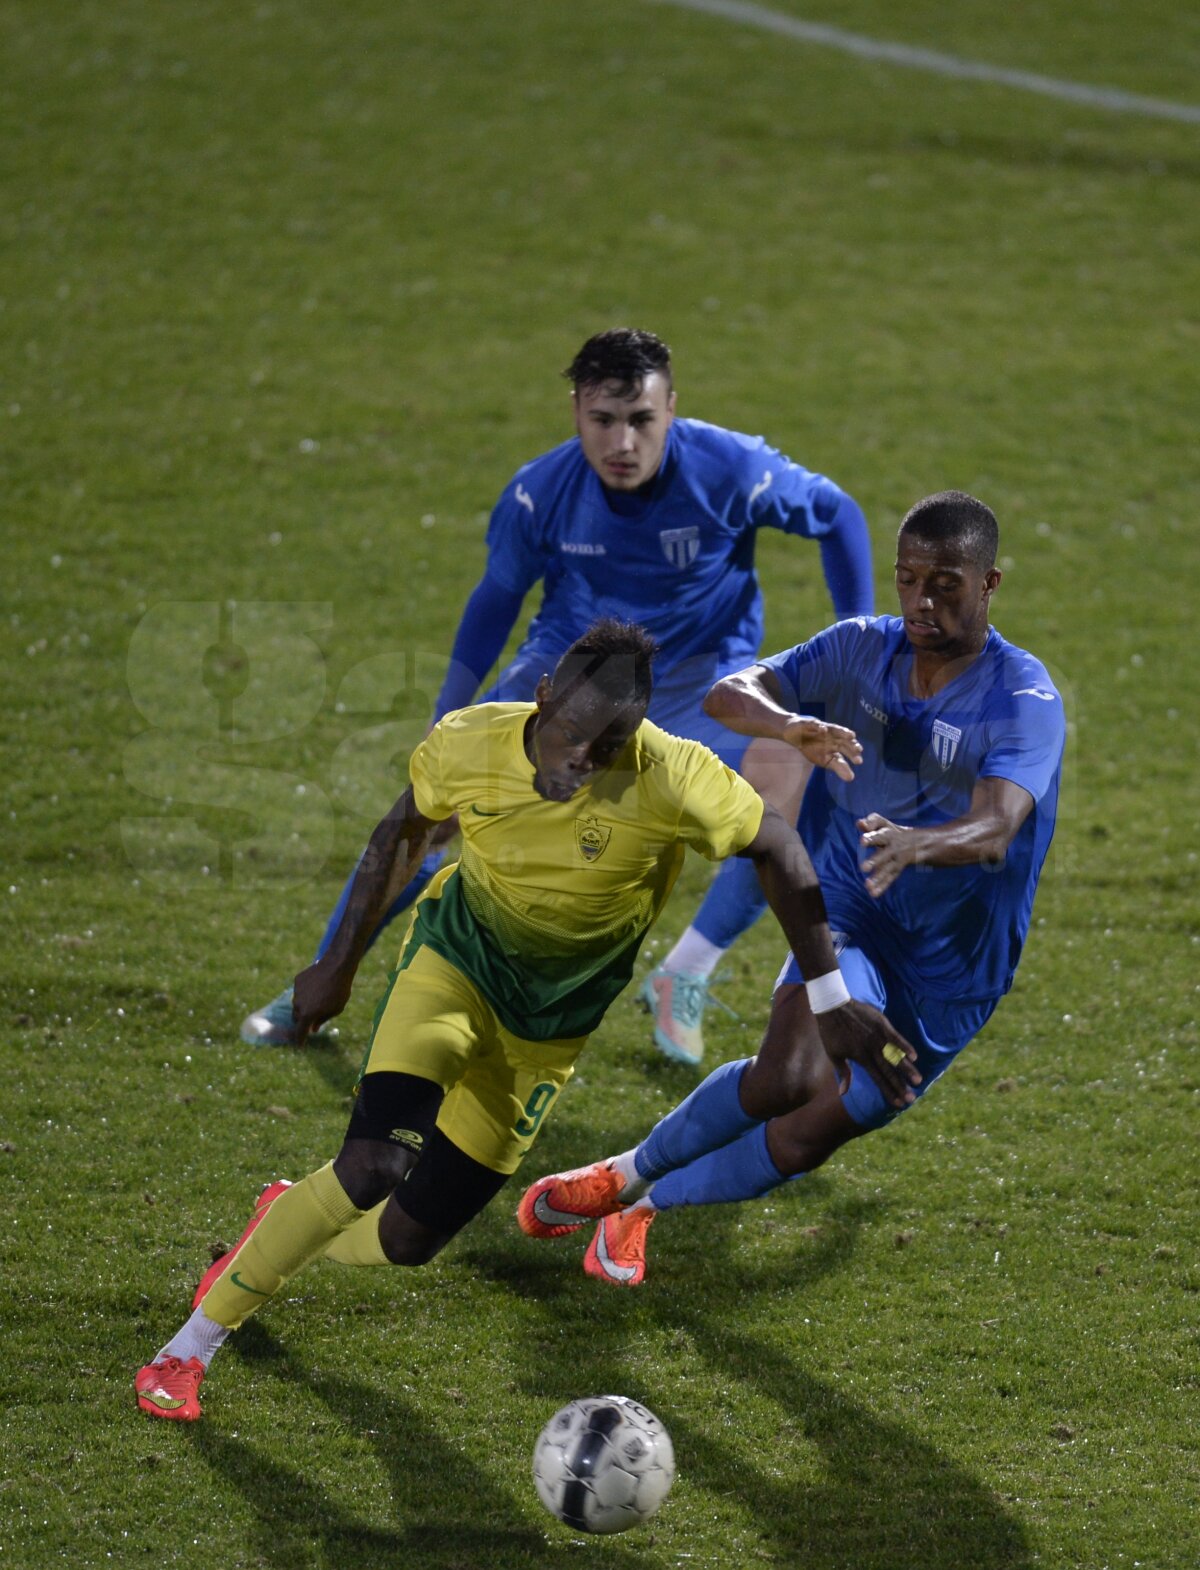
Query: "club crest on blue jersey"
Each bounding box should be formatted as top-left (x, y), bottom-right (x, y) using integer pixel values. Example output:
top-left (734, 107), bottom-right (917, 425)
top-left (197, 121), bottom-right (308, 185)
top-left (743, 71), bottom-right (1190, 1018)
top-left (575, 817), bottom-right (611, 862)
top-left (931, 719), bottom-right (963, 768)
top-left (658, 526), bottom-right (701, 569)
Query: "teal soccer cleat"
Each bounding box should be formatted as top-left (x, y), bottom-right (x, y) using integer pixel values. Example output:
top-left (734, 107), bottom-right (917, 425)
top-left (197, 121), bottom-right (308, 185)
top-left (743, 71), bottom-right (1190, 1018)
top-left (239, 987), bottom-right (338, 1048)
top-left (639, 966), bottom-right (736, 1067)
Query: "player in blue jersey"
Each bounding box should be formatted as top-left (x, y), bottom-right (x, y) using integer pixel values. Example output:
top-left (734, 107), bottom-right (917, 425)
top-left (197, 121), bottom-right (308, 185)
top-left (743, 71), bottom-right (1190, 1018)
top-left (241, 327), bottom-right (875, 1053)
top-left (517, 491), bottom-right (1066, 1286)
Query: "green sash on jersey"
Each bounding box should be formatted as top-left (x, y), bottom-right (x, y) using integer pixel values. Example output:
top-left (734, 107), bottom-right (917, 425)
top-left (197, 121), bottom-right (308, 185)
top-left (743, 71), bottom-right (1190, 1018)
top-left (403, 867), bottom-right (646, 1041)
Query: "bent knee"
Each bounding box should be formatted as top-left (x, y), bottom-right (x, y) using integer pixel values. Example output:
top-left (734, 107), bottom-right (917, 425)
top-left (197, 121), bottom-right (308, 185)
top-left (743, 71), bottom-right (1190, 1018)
top-left (767, 1094), bottom-right (860, 1176)
top-left (378, 1201), bottom-right (446, 1267)
top-left (741, 1052), bottom-right (836, 1122)
top-left (380, 1234), bottom-right (443, 1267)
top-left (333, 1139), bottom-right (417, 1211)
top-left (741, 738), bottom-right (812, 815)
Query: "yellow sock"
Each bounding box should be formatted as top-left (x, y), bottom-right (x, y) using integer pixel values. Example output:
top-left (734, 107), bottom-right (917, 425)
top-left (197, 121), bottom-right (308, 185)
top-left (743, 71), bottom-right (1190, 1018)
top-left (203, 1162), bottom-right (365, 1330)
top-left (322, 1200), bottom-right (390, 1266)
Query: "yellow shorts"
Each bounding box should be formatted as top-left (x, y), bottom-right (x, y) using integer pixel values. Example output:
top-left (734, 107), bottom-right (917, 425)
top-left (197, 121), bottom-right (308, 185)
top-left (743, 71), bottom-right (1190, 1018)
top-left (362, 942), bottom-right (587, 1176)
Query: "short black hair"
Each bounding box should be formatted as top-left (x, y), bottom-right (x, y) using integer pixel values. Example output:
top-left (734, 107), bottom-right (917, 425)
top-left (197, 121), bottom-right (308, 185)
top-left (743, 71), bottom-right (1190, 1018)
top-left (899, 490), bottom-right (999, 571)
top-left (562, 329), bottom-right (673, 396)
top-left (550, 618), bottom-right (658, 711)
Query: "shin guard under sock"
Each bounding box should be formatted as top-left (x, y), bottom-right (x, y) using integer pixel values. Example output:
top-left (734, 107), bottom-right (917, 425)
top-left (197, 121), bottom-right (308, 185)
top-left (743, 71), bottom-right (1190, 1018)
top-left (202, 1162), bottom-right (366, 1330)
top-left (635, 1059), bottom-right (757, 1182)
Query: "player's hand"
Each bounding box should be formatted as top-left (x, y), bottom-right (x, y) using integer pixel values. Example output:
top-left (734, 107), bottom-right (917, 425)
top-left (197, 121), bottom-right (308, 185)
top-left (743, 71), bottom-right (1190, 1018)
top-left (858, 813), bottom-right (917, 897)
top-left (292, 960), bottom-right (354, 1045)
top-left (781, 716), bottom-right (862, 781)
top-left (813, 998), bottom-right (921, 1109)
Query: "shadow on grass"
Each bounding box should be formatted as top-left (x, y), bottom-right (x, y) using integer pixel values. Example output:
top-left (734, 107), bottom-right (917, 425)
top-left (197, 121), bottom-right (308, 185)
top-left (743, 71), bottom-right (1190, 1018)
top-left (195, 1324), bottom-right (656, 1570)
top-left (260, 1027), bottom-right (362, 1102)
top-left (302, 1038), bottom-right (361, 1104)
top-left (667, 1318), bottom-right (1032, 1570)
top-left (188, 1106), bottom-right (1030, 1569)
top-left (458, 1172), bottom-right (870, 1303)
top-left (466, 1191), bottom-right (1033, 1570)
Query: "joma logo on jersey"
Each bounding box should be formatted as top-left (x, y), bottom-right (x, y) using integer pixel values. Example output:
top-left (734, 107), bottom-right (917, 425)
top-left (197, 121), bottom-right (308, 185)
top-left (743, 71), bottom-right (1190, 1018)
top-left (659, 526), bottom-right (700, 568)
top-left (575, 817), bottom-right (611, 862)
top-left (931, 719), bottom-right (962, 768)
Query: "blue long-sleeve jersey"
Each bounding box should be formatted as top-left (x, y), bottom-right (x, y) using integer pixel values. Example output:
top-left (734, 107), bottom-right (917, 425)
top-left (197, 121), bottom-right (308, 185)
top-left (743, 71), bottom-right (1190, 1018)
top-left (436, 417), bottom-right (873, 720)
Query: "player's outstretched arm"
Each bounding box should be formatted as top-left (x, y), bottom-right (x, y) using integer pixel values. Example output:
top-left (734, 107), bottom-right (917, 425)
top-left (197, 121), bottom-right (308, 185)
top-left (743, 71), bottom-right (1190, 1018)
top-left (433, 570), bottom-right (527, 719)
top-left (743, 805), bottom-right (920, 1108)
top-left (816, 490), bottom-right (874, 619)
top-left (705, 665), bottom-right (861, 780)
top-left (292, 787), bottom-right (439, 1041)
top-left (859, 776), bottom-right (1035, 898)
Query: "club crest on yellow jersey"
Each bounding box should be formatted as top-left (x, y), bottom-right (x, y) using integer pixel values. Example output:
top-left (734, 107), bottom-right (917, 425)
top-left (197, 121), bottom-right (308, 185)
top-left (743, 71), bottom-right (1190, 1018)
top-left (575, 817), bottom-right (611, 862)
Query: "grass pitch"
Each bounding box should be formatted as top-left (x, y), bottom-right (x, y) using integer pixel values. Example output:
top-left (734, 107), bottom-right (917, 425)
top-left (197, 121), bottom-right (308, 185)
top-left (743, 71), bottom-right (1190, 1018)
top-left (2, 3), bottom-right (1198, 1567)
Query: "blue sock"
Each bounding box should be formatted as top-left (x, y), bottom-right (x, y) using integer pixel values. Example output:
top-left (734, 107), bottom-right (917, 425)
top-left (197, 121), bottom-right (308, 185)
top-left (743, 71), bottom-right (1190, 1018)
top-left (635, 1059), bottom-right (757, 1182)
top-left (313, 847), bottom-right (446, 962)
top-left (651, 1123), bottom-right (793, 1211)
top-left (692, 854), bottom-right (768, 950)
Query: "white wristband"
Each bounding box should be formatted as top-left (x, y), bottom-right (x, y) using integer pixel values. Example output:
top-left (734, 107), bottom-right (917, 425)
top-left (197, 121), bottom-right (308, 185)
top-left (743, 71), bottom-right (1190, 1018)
top-left (805, 969), bottom-right (851, 1014)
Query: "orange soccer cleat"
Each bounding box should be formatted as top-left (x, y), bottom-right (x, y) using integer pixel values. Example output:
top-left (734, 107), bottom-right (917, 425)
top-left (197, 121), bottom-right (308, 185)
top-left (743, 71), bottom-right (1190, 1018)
top-left (516, 1161), bottom-right (628, 1239)
top-left (583, 1207), bottom-right (656, 1287)
top-left (135, 1355), bottom-right (206, 1421)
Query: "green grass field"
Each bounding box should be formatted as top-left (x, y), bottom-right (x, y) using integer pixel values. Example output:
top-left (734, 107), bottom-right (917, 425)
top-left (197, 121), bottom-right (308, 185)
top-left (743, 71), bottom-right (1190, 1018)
top-left (2, 2), bottom-right (1198, 1566)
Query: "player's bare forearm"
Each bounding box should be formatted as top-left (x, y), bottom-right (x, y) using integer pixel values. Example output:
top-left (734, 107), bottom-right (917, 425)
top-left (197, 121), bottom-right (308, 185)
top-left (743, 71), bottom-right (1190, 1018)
top-left (327, 789), bottom-right (436, 972)
top-left (859, 778), bottom-right (1035, 897)
top-left (746, 805), bottom-right (920, 1106)
top-left (292, 789), bottom-right (437, 1033)
top-left (703, 665), bottom-right (796, 739)
top-left (743, 805), bottom-right (839, 982)
top-left (707, 667), bottom-right (861, 779)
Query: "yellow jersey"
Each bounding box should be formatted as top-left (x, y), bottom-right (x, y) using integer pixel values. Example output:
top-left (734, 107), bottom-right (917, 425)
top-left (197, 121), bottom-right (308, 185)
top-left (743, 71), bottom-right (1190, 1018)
top-left (405, 702), bottom-right (763, 1039)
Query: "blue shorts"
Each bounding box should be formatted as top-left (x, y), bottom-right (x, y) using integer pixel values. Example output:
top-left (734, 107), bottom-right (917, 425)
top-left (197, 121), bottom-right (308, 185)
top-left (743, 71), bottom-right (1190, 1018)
top-left (484, 641), bottom-right (752, 772)
top-left (775, 940), bottom-right (998, 1132)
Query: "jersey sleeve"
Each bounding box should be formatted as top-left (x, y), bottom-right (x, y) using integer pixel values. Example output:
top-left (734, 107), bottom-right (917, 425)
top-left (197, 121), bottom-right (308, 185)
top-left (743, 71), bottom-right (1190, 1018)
top-left (481, 469), bottom-right (553, 596)
top-left (815, 492), bottom-right (874, 617)
top-left (980, 683), bottom-right (1065, 804)
top-left (407, 720), bottom-right (457, 822)
top-left (672, 744), bottom-right (765, 861)
top-left (434, 571), bottom-right (526, 720)
top-left (757, 621), bottom-right (858, 711)
top-left (740, 437), bottom-right (844, 541)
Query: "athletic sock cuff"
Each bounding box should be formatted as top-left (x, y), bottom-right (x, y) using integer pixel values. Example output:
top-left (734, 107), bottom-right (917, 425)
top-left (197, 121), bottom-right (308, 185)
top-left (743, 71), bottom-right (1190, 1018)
top-left (307, 1161), bottom-right (367, 1229)
top-left (755, 1121), bottom-right (786, 1184)
top-left (651, 1120), bottom-right (787, 1213)
top-left (634, 1058), bottom-right (755, 1181)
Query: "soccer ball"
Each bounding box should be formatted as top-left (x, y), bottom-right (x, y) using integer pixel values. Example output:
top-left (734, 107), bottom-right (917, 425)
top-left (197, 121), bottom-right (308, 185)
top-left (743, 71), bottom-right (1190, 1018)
top-left (532, 1395), bottom-right (675, 1534)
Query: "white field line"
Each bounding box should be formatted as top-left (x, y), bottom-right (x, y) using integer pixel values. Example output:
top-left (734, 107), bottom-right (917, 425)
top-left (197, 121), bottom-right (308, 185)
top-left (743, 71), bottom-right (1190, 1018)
top-left (647, 0), bottom-right (1200, 126)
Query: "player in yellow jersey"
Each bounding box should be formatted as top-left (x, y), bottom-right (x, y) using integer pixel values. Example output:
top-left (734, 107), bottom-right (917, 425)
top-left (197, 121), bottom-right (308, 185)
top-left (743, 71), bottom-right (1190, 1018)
top-left (135, 619), bottom-right (917, 1422)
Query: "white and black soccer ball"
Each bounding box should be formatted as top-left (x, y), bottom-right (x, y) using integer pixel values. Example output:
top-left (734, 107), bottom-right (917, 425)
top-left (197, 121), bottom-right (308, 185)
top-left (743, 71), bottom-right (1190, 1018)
top-left (532, 1395), bottom-right (675, 1534)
